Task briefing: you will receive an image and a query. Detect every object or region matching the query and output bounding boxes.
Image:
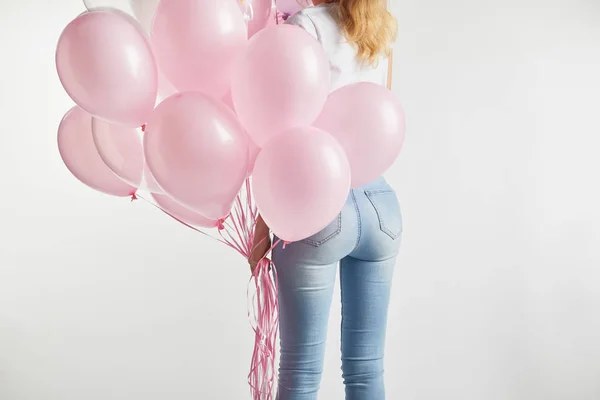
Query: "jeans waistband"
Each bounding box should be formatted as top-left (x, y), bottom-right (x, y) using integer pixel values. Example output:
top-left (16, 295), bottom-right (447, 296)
top-left (352, 176), bottom-right (390, 193)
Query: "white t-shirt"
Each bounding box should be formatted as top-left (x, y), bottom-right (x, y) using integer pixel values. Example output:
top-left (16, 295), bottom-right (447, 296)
top-left (285, 4), bottom-right (388, 92)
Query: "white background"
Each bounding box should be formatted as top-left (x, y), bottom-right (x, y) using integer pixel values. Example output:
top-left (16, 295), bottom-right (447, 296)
top-left (1, 0), bottom-right (599, 399)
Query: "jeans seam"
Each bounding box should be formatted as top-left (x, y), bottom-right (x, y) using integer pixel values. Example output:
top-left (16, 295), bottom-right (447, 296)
top-left (365, 191), bottom-right (402, 240)
top-left (301, 213), bottom-right (342, 246)
top-left (350, 189), bottom-right (362, 253)
top-left (365, 189), bottom-right (394, 195)
top-left (339, 258), bottom-right (346, 368)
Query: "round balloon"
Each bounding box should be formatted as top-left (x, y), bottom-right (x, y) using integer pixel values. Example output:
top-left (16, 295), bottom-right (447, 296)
top-left (130, 0), bottom-right (161, 33)
top-left (221, 90), bottom-right (261, 175)
top-left (86, 0), bottom-right (255, 33)
top-left (247, 0), bottom-right (273, 37)
top-left (83, 1), bottom-right (134, 10)
top-left (314, 83), bottom-right (406, 188)
top-left (152, 194), bottom-right (219, 228)
top-left (56, 10), bottom-right (158, 127)
top-left (91, 118), bottom-right (144, 188)
top-left (231, 25), bottom-right (330, 147)
top-left (91, 118), bottom-right (166, 194)
top-left (58, 107), bottom-right (136, 197)
top-left (276, 0), bottom-right (302, 15)
top-left (144, 92), bottom-right (249, 219)
top-left (151, 0), bottom-right (248, 98)
top-left (247, 139), bottom-right (261, 175)
top-left (84, 0), bottom-right (135, 14)
top-left (83, 1), bottom-right (177, 102)
top-left (142, 163), bottom-right (163, 194)
top-left (252, 126), bottom-right (351, 242)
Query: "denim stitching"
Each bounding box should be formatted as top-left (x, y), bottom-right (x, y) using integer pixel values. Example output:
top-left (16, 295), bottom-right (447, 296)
top-left (350, 189), bottom-right (362, 253)
top-left (365, 189), bottom-right (394, 195)
top-left (302, 213), bottom-right (342, 246)
top-left (365, 190), bottom-right (402, 240)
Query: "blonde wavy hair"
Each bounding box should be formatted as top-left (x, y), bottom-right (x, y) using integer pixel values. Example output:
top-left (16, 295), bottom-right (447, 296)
top-left (326, 0), bottom-right (397, 65)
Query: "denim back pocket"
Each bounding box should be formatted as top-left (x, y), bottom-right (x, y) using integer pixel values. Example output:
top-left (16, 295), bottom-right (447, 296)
top-left (365, 189), bottom-right (403, 240)
top-left (301, 214), bottom-right (343, 247)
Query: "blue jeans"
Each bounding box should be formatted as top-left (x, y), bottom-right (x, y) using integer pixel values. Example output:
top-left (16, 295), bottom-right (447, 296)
top-left (272, 177), bottom-right (402, 400)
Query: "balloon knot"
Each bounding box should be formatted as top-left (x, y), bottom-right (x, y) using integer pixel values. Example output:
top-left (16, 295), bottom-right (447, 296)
top-left (217, 219), bottom-right (226, 230)
top-left (130, 192), bottom-right (138, 202)
top-left (141, 124), bottom-right (146, 132)
top-left (283, 241), bottom-right (291, 249)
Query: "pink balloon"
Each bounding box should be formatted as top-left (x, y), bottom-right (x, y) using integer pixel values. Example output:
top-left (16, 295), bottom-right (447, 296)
top-left (247, 139), bottom-right (261, 175)
top-left (156, 72), bottom-right (177, 103)
top-left (222, 90), bottom-right (236, 111)
top-left (151, 0), bottom-right (248, 98)
top-left (248, 0), bottom-right (273, 37)
top-left (58, 107), bottom-right (136, 197)
top-left (152, 194), bottom-right (219, 228)
top-left (252, 127), bottom-right (351, 242)
top-left (92, 118), bottom-right (166, 194)
top-left (56, 10), bottom-right (158, 127)
top-left (230, 25), bottom-right (330, 147)
top-left (222, 90), bottom-right (261, 174)
top-left (130, 0), bottom-right (161, 33)
top-left (237, 0), bottom-right (254, 22)
top-left (314, 83), bottom-right (406, 188)
top-left (143, 163), bottom-right (164, 194)
top-left (277, 0), bottom-right (302, 15)
top-left (144, 92), bottom-right (249, 219)
top-left (266, 4), bottom-right (279, 28)
top-left (91, 118), bottom-right (144, 188)
top-left (82, 4), bottom-right (176, 103)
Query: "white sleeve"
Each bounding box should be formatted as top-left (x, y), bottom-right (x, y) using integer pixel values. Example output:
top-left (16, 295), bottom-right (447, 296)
top-left (379, 57), bottom-right (389, 88)
top-left (285, 13), bottom-right (319, 41)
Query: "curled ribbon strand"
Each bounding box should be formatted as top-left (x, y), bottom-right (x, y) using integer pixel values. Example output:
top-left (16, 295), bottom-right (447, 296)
top-left (137, 178), bottom-right (280, 400)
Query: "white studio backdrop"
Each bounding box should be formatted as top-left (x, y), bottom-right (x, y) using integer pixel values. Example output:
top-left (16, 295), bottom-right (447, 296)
top-left (0, 0), bottom-right (599, 399)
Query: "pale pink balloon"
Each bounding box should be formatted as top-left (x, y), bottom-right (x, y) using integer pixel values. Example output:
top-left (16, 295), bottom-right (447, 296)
top-left (156, 72), bottom-right (177, 103)
top-left (143, 163), bottom-right (164, 194)
top-left (83, 3), bottom-right (176, 103)
top-left (130, 0), bottom-right (161, 33)
top-left (91, 118), bottom-right (166, 194)
top-left (248, 0), bottom-right (273, 37)
top-left (91, 118), bottom-right (144, 187)
top-left (58, 107), bottom-right (136, 197)
top-left (314, 83), bottom-right (406, 188)
top-left (152, 194), bottom-right (219, 228)
top-left (231, 25), bottom-right (330, 147)
top-left (252, 127), bottom-right (351, 242)
top-left (144, 92), bottom-right (249, 219)
top-left (247, 139), bottom-right (261, 174)
top-left (277, 0), bottom-right (302, 15)
top-left (222, 90), bottom-right (236, 111)
top-left (83, 2), bottom-right (176, 103)
top-left (222, 90), bottom-right (261, 174)
top-left (56, 10), bottom-right (158, 127)
top-left (151, 0), bottom-right (248, 98)
top-left (267, 4), bottom-right (279, 27)
top-left (237, 0), bottom-right (254, 22)
top-left (83, 0), bottom-right (157, 31)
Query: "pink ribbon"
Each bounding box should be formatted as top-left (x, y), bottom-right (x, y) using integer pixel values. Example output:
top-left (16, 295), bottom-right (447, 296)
top-left (136, 179), bottom-right (280, 400)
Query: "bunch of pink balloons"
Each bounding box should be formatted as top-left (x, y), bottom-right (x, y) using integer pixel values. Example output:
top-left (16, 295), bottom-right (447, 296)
top-left (55, 0), bottom-right (406, 242)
